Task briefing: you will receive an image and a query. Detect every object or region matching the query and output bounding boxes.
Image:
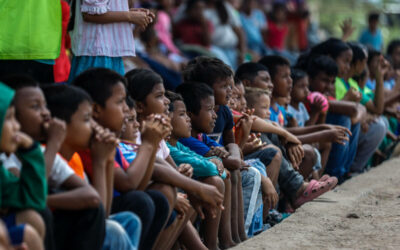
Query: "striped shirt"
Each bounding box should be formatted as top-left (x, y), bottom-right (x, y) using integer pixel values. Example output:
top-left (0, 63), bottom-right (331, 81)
top-left (71, 0), bottom-right (135, 57)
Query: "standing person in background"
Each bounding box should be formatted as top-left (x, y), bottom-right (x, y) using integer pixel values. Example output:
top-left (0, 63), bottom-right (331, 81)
top-left (204, 0), bottom-right (246, 69)
top-left (68, 0), bottom-right (155, 81)
top-left (0, 0), bottom-right (62, 83)
top-left (359, 12), bottom-right (383, 52)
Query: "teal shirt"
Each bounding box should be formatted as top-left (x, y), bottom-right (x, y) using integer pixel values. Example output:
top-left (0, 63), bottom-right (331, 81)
top-left (167, 142), bottom-right (226, 179)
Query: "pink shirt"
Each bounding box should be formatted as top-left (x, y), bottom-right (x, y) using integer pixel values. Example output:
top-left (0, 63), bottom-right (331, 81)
top-left (71, 0), bottom-right (135, 57)
top-left (154, 11), bottom-right (180, 54)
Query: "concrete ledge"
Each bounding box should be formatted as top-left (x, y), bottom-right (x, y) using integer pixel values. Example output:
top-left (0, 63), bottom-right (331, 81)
top-left (233, 157), bottom-right (400, 250)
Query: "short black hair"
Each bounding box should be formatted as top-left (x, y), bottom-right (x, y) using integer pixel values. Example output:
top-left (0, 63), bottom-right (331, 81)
top-left (348, 42), bottom-right (367, 65)
top-left (183, 56), bottom-right (233, 87)
top-left (235, 62), bottom-right (269, 83)
top-left (42, 84), bottom-right (92, 123)
top-left (367, 48), bottom-right (381, 66)
top-left (72, 68), bottom-right (126, 107)
top-left (368, 12), bottom-right (379, 22)
top-left (387, 39), bottom-right (400, 56)
top-left (185, 0), bottom-right (205, 12)
top-left (258, 55), bottom-right (290, 80)
top-left (125, 68), bottom-right (164, 103)
top-left (307, 55), bottom-right (338, 79)
top-left (310, 38), bottom-right (351, 60)
top-left (175, 82), bottom-right (214, 115)
top-left (0, 74), bottom-right (39, 90)
top-left (165, 91), bottom-right (184, 112)
top-left (291, 68), bottom-right (308, 85)
top-left (126, 96), bottom-right (136, 109)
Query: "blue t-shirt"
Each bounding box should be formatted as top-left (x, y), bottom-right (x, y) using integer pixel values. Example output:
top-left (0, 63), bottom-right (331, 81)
top-left (269, 104), bottom-right (286, 126)
top-left (359, 28), bottom-right (383, 51)
top-left (286, 102), bottom-right (310, 127)
top-left (208, 105), bottom-right (234, 145)
top-left (179, 134), bottom-right (222, 156)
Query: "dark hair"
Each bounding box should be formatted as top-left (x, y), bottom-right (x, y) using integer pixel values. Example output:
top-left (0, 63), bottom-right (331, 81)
top-left (42, 84), bottom-right (92, 123)
top-left (72, 68), bottom-right (126, 107)
top-left (165, 91), bottom-right (184, 112)
top-left (0, 74), bottom-right (39, 90)
top-left (368, 12), bottom-right (379, 22)
top-left (126, 96), bottom-right (136, 109)
top-left (175, 82), bottom-right (214, 115)
top-left (235, 62), bottom-right (269, 83)
top-left (215, 0), bottom-right (228, 24)
top-left (367, 48), bottom-right (381, 66)
top-left (387, 39), bottom-right (400, 56)
top-left (291, 68), bottom-right (307, 85)
top-left (348, 42), bottom-right (367, 65)
top-left (183, 56), bottom-right (233, 87)
top-left (310, 38), bottom-right (351, 60)
top-left (307, 55), bottom-right (338, 79)
top-left (295, 52), bottom-right (311, 71)
top-left (125, 69), bottom-right (163, 103)
top-left (258, 55), bottom-right (290, 79)
top-left (186, 0), bottom-right (204, 12)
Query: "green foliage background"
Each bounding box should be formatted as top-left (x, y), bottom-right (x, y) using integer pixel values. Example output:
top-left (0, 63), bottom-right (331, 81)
top-left (308, 0), bottom-right (400, 51)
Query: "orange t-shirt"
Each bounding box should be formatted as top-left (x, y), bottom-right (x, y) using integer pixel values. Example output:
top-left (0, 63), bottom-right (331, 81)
top-left (68, 153), bottom-right (85, 180)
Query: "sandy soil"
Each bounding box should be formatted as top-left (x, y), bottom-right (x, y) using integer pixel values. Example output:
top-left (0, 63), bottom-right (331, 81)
top-left (232, 157), bottom-right (400, 250)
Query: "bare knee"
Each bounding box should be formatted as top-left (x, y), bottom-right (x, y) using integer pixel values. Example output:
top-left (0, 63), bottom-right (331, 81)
top-left (202, 176), bottom-right (225, 193)
top-left (23, 225), bottom-right (44, 250)
top-left (303, 144), bottom-right (317, 165)
top-left (149, 183), bottom-right (177, 208)
top-left (16, 210), bottom-right (45, 240)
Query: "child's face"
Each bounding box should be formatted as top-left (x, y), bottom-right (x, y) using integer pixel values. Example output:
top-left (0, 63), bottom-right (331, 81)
top-left (234, 83), bottom-right (247, 112)
top-left (391, 46), bottom-right (400, 69)
top-left (252, 70), bottom-right (274, 94)
top-left (309, 72), bottom-right (336, 97)
top-left (336, 49), bottom-right (353, 78)
top-left (141, 83), bottom-right (170, 117)
top-left (64, 101), bottom-right (93, 151)
top-left (0, 106), bottom-right (21, 154)
top-left (121, 108), bottom-right (140, 142)
top-left (189, 96), bottom-right (217, 134)
top-left (253, 93), bottom-right (271, 120)
top-left (170, 100), bottom-right (192, 139)
top-left (94, 82), bottom-right (129, 133)
top-left (272, 65), bottom-right (293, 98)
top-left (291, 76), bottom-right (310, 103)
top-left (14, 87), bottom-right (51, 141)
top-left (213, 76), bottom-right (233, 106)
top-left (354, 58), bottom-right (367, 75)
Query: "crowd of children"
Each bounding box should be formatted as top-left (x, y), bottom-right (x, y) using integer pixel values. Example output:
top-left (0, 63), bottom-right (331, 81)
top-left (2, 0), bottom-right (400, 250)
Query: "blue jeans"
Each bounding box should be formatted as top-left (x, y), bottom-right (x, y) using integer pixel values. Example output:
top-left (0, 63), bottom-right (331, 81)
top-left (103, 212), bottom-right (142, 250)
top-left (350, 117), bottom-right (386, 173)
top-left (325, 113), bottom-right (361, 178)
top-left (241, 163), bottom-right (262, 235)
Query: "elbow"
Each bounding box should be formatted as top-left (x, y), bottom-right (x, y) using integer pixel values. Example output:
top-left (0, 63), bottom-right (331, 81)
top-left (83, 188), bottom-right (102, 208)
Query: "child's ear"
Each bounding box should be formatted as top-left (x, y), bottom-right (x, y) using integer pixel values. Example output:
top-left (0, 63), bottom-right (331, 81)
top-left (135, 101), bottom-right (145, 114)
top-left (92, 103), bottom-right (102, 119)
top-left (242, 79), bottom-right (251, 87)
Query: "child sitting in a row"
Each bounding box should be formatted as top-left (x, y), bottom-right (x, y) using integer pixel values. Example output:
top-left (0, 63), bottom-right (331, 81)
top-left (0, 82), bottom-right (47, 250)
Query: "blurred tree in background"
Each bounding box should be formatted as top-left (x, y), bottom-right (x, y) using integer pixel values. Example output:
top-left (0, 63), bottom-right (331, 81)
top-left (308, 0), bottom-right (400, 51)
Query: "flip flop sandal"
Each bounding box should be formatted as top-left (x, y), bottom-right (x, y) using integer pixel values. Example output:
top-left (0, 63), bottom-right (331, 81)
top-left (319, 174), bottom-right (330, 182)
top-left (323, 176), bottom-right (338, 190)
top-left (293, 179), bottom-right (331, 208)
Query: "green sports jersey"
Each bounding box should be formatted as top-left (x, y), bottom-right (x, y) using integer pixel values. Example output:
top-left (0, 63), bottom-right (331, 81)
top-left (0, 0), bottom-right (61, 59)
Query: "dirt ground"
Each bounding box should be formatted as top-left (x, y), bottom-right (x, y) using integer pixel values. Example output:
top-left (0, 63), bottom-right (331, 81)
top-left (232, 157), bottom-right (400, 250)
